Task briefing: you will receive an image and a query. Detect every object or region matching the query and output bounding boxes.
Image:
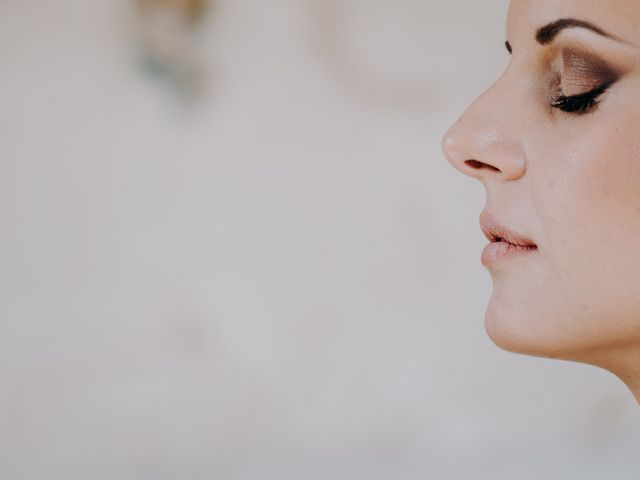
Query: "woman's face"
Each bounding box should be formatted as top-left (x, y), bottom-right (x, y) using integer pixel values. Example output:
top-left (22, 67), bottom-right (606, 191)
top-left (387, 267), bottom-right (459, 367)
top-left (442, 0), bottom-right (640, 367)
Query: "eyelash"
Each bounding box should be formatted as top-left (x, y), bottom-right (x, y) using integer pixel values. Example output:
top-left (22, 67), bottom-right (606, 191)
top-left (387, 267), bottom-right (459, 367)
top-left (551, 81), bottom-right (613, 114)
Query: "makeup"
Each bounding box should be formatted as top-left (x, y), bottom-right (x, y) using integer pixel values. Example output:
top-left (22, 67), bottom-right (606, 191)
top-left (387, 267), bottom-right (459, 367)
top-left (479, 212), bottom-right (538, 268)
top-left (559, 49), bottom-right (618, 95)
top-left (481, 240), bottom-right (537, 267)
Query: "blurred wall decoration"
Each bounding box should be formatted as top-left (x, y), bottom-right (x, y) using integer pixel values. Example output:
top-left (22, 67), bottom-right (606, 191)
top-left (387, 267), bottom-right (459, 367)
top-left (134, 0), bottom-right (213, 100)
top-left (307, 0), bottom-right (437, 112)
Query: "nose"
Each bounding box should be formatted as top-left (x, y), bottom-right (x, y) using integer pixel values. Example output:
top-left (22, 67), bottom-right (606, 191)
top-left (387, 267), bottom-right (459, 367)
top-left (441, 75), bottom-right (527, 183)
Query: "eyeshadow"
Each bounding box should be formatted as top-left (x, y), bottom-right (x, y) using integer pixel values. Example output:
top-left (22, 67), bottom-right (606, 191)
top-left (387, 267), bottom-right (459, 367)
top-left (560, 49), bottom-right (618, 95)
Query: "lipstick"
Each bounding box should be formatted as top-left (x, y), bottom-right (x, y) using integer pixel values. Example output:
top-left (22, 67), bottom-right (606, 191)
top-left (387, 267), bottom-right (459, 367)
top-left (480, 211), bottom-right (538, 267)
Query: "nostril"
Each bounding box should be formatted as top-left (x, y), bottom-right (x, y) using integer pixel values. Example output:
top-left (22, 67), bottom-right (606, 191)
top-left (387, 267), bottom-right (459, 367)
top-left (465, 160), bottom-right (500, 172)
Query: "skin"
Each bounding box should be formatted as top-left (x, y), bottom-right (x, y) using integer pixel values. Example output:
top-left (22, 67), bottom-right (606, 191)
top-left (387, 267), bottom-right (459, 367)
top-left (441, 0), bottom-right (640, 403)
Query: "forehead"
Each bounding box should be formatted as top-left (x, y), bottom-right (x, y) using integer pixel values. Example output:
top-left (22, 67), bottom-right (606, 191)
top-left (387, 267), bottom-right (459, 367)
top-left (507, 0), bottom-right (640, 45)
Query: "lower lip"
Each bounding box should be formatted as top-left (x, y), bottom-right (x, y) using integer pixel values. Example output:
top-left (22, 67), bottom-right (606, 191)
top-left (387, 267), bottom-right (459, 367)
top-left (481, 241), bottom-right (537, 267)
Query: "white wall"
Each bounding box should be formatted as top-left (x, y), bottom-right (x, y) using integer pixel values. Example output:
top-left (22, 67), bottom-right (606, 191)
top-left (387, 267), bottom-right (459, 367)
top-left (1, 0), bottom-right (639, 478)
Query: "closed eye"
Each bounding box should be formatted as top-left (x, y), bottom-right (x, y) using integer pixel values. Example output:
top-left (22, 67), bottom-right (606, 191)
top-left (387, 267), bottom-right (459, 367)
top-left (551, 81), bottom-right (614, 114)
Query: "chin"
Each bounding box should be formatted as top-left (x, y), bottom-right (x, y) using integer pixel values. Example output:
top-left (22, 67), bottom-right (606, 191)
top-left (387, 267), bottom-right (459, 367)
top-left (484, 299), bottom-right (534, 355)
top-left (483, 291), bottom-right (573, 359)
top-left (483, 292), bottom-right (625, 364)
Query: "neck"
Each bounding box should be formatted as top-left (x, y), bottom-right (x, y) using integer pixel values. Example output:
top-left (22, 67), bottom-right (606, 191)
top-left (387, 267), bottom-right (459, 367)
top-left (577, 347), bottom-right (640, 405)
top-left (612, 367), bottom-right (640, 404)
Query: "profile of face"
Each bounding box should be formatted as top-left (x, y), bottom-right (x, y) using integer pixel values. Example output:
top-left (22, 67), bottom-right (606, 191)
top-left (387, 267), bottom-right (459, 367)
top-left (442, 0), bottom-right (640, 400)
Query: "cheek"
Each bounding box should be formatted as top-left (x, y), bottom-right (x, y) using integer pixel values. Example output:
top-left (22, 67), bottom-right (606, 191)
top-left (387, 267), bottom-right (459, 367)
top-left (532, 116), bottom-right (640, 338)
top-left (540, 120), bottom-right (640, 260)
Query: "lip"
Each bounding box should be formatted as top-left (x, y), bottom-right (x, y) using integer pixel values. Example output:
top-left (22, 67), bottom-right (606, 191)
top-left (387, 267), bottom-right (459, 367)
top-left (480, 211), bottom-right (538, 267)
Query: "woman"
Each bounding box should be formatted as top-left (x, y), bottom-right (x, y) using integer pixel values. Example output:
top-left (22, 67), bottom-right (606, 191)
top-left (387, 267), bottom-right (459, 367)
top-left (441, 0), bottom-right (640, 403)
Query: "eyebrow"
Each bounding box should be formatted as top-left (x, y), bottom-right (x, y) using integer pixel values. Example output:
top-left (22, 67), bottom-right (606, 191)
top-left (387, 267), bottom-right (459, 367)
top-left (504, 17), bottom-right (628, 55)
top-left (535, 18), bottom-right (615, 45)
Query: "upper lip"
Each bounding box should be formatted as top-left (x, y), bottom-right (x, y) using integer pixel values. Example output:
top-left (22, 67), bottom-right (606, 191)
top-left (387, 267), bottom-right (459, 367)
top-left (480, 211), bottom-right (537, 248)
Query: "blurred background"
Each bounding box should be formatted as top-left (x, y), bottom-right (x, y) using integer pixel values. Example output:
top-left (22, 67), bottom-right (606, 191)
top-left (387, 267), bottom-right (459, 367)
top-left (1, 0), bottom-right (639, 478)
